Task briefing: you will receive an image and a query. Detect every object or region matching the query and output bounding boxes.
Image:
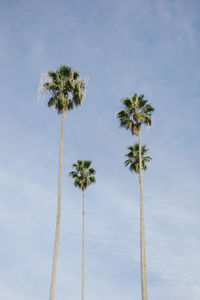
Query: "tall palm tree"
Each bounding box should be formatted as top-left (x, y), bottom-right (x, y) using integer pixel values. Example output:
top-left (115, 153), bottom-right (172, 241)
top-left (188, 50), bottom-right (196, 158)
top-left (117, 94), bottom-right (154, 300)
top-left (69, 160), bottom-right (96, 300)
top-left (40, 65), bottom-right (86, 300)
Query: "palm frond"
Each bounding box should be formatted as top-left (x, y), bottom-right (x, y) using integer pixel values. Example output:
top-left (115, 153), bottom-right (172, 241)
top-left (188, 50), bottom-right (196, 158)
top-left (89, 176), bottom-right (96, 183)
top-left (83, 160), bottom-right (92, 169)
top-left (89, 168), bottom-right (96, 175)
top-left (137, 94), bottom-right (148, 108)
top-left (122, 98), bottom-right (132, 108)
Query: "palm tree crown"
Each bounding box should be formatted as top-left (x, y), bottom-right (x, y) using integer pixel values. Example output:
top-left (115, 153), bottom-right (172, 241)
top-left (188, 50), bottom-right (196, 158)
top-left (125, 143), bottom-right (151, 174)
top-left (42, 65), bottom-right (86, 114)
top-left (117, 94), bottom-right (154, 135)
top-left (69, 160), bottom-right (96, 191)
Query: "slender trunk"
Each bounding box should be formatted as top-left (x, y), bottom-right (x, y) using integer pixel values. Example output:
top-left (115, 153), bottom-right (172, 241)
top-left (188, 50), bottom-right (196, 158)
top-left (82, 190), bottom-right (85, 300)
top-left (49, 111), bottom-right (66, 300)
top-left (138, 130), bottom-right (148, 300)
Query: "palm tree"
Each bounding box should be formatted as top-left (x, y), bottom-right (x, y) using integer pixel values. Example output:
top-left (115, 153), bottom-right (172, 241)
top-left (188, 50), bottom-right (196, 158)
top-left (69, 160), bottom-right (96, 300)
top-left (125, 144), bottom-right (152, 174)
top-left (40, 65), bottom-right (86, 300)
top-left (117, 94), bottom-right (154, 300)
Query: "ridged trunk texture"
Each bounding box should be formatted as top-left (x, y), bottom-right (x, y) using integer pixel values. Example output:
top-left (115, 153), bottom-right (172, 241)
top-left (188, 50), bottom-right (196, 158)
top-left (138, 130), bottom-right (148, 300)
top-left (49, 111), bottom-right (66, 300)
top-left (82, 190), bottom-right (85, 300)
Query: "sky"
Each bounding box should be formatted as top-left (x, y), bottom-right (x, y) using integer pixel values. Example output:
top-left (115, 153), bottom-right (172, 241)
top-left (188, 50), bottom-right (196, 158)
top-left (0, 0), bottom-right (200, 299)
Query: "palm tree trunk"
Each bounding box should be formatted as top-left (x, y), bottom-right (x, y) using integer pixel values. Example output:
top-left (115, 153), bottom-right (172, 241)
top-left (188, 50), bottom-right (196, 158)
top-left (49, 111), bottom-right (66, 300)
top-left (138, 130), bottom-right (148, 300)
top-left (82, 190), bottom-right (85, 300)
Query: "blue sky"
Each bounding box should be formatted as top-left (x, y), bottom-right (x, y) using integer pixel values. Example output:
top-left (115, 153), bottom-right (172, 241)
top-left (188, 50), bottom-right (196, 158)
top-left (0, 0), bottom-right (200, 299)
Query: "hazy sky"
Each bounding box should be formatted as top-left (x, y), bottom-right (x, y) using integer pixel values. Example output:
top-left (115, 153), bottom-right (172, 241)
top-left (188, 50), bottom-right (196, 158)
top-left (0, 0), bottom-right (200, 299)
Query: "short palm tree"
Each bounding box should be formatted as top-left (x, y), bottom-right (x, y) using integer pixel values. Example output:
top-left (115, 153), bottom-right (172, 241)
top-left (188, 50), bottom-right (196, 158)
top-left (117, 94), bottom-right (154, 300)
top-left (69, 160), bottom-right (96, 300)
top-left (125, 144), bottom-right (151, 174)
top-left (40, 65), bottom-right (86, 300)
